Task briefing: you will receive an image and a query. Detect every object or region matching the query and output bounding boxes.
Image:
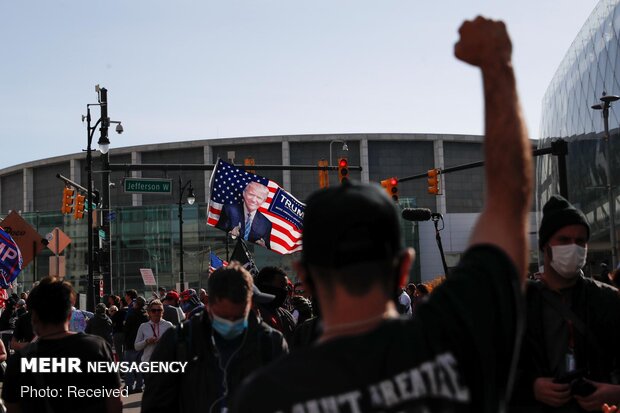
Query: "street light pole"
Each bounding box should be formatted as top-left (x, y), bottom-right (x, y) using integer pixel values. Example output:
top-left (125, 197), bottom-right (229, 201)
top-left (592, 92), bottom-right (620, 269)
top-left (85, 107), bottom-right (99, 312)
top-left (83, 86), bottom-right (123, 311)
top-left (178, 178), bottom-right (195, 292)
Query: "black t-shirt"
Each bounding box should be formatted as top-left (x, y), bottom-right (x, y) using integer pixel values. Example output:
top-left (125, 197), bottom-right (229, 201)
top-left (231, 245), bottom-right (521, 413)
top-left (2, 333), bottom-right (121, 413)
top-left (13, 312), bottom-right (34, 343)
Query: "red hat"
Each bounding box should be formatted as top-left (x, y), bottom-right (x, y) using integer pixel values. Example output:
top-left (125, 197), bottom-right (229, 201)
top-left (164, 291), bottom-right (180, 301)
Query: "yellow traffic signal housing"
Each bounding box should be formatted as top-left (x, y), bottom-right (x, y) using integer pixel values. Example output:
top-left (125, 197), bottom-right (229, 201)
top-left (318, 159), bottom-right (329, 189)
top-left (380, 177), bottom-right (399, 202)
top-left (338, 158), bottom-right (349, 183)
top-left (74, 194), bottom-right (86, 220)
top-left (244, 157), bottom-right (256, 174)
top-left (427, 169), bottom-right (441, 195)
top-left (61, 187), bottom-right (75, 214)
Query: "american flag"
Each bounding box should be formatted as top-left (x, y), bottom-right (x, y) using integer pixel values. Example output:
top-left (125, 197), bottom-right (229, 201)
top-left (208, 252), bottom-right (228, 273)
top-left (207, 159), bottom-right (304, 255)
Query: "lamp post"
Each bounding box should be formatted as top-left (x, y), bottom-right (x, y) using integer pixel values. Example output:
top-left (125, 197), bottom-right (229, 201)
top-left (83, 85), bottom-right (123, 311)
top-left (592, 91), bottom-right (620, 269)
top-left (178, 178), bottom-right (196, 292)
top-left (329, 140), bottom-right (349, 166)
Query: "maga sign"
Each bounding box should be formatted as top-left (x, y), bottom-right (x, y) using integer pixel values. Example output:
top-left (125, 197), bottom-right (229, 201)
top-left (0, 227), bottom-right (23, 288)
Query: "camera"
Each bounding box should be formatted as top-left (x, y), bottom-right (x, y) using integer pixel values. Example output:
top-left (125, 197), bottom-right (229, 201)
top-left (554, 370), bottom-right (596, 397)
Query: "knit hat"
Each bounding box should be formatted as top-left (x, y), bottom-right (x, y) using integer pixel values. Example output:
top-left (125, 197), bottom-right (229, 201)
top-left (538, 194), bottom-right (590, 250)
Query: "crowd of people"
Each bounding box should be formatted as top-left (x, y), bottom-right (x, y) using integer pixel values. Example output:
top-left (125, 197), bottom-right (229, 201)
top-left (1, 15), bottom-right (620, 413)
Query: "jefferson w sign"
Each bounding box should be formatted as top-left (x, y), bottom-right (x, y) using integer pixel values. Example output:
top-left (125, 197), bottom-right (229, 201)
top-left (124, 178), bottom-right (172, 194)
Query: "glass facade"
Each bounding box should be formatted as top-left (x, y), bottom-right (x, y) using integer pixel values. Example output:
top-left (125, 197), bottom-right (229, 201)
top-left (539, 0), bottom-right (620, 263)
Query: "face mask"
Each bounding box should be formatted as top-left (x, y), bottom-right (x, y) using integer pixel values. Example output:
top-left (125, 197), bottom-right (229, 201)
top-left (550, 244), bottom-right (587, 279)
top-left (211, 313), bottom-right (248, 340)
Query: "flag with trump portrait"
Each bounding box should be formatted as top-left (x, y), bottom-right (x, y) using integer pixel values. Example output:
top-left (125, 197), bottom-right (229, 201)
top-left (0, 227), bottom-right (23, 288)
top-left (207, 159), bottom-right (304, 255)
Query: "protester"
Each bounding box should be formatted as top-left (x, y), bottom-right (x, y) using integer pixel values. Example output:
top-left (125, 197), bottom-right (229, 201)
top-left (254, 266), bottom-right (297, 343)
top-left (134, 299), bottom-right (173, 363)
top-left (9, 305), bottom-right (34, 350)
top-left (179, 289), bottom-right (204, 319)
top-left (511, 195), bottom-right (620, 412)
top-left (162, 291), bottom-right (184, 326)
top-left (199, 288), bottom-right (208, 306)
top-left (232, 16), bottom-right (533, 412)
top-left (69, 293), bottom-right (93, 333)
top-left (141, 263), bottom-right (288, 413)
top-left (124, 289), bottom-right (138, 319)
top-left (396, 287), bottom-right (413, 317)
top-left (1, 276), bottom-right (122, 413)
top-left (123, 295), bottom-right (148, 394)
top-left (110, 303), bottom-right (126, 360)
top-left (85, 303), bottom-right (114, 346)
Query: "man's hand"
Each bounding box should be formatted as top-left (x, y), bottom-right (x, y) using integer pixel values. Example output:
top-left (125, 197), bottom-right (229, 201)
top-left (230, 223), bottom-right (241, 238)
top-left (255, 239), bottom-right (266, 247)
top-left (533, 377), bottom-right (571, 407)
top-left (574, 381), bottom-right (620, 412)
top-left (454, 16), bottom-right (512, 69)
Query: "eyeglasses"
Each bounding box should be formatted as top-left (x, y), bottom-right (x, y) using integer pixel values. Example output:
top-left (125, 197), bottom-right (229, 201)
top-left (149, 309), bottom-right (163, 313)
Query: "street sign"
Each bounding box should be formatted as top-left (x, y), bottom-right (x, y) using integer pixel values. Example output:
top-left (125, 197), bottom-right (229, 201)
top-left (0, 211), bottom-right (46, 267)
top-left (99, 279), bottom-right (104, 298)
top-left (46, 227), bottom-right (72, 255)
top-left (98, 229), bottom-right (106, 240)
top-left (124, 178), bottom-right (172, 194)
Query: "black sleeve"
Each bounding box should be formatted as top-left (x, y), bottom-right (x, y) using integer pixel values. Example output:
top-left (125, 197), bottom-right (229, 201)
top-left (2, 351), bottom-right (23, 403)
top-left (418, 244), bottom-right (522, 409)
top-left (12, 315), bottom-right (26, 341)
top-left (141, 326), bottom-right (181, 413)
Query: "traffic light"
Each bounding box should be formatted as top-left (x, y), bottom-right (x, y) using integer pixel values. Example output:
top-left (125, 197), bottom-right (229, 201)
top-left (318, 159), bottom-right (329, 189)
top-left (427, 169), bottom-right (441, 195)
top-left (244, 157), bottom-right (256, 174)
top-left (61, 187), bottom-right (75, 214)
top-left (338, 158), bottom-right (349, 183)
top-left (381, 177), bottom-right (399, 202)
top-left (74, 194), bottom-right (86, 220)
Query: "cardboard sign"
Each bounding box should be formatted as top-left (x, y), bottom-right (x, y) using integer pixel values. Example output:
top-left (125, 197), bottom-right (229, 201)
top-left (139, 268), bottom-right (157, 286)
top-left (0, 211), bottom-right (45, 268)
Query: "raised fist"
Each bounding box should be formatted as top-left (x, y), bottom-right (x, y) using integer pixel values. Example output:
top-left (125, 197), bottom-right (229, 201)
top-left (454, 16), bottom-right (512, 68)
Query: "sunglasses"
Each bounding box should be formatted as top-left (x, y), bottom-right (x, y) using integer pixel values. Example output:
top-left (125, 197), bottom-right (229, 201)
top-left (149, 309), bottom-right (163, 313)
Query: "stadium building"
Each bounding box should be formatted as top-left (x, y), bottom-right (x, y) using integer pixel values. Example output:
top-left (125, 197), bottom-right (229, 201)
top-left (0, 133), bottom-right (496, 296)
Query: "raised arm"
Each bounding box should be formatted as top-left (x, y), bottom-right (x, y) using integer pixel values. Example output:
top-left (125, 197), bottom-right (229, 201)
top-left (455, 16), bottom-right (533, 279)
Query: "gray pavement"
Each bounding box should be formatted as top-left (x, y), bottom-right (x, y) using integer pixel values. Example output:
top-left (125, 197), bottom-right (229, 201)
top-left (122, 391), bottom-right (142, 412)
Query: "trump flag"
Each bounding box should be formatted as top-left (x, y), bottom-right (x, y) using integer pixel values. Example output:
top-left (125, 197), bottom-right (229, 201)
top-left (0, 227), bottom-right (23, 288)
top-left (207, 159), bottom-right (304, 255)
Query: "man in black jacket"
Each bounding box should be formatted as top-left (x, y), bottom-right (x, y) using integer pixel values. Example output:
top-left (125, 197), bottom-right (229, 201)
top-left (141, 263), bottom-right (287, 413)
top-left (511, 195), bottom-right (620, 412)
top-left (123, 296), bottom-right (148, 394)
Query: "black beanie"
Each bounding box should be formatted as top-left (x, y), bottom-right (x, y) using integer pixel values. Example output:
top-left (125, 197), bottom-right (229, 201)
top-left (538, 194), bottom-right (590, 250)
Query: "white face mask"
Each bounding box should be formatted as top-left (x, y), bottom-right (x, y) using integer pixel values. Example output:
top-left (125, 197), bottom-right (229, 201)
top-left (550, 244), bottom-right (587, 279)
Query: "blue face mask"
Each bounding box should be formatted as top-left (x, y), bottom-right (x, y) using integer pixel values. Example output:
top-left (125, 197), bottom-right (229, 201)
top-left (211, 314), bottom-right (248, 340)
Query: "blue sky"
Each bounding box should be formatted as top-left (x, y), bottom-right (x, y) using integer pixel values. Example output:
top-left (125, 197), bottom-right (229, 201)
top-left (0, 1), bottom-right (599, 169)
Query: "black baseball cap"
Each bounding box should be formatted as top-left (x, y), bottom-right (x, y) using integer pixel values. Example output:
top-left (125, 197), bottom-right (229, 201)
top-left (301, 181), bottom-right (404, 268)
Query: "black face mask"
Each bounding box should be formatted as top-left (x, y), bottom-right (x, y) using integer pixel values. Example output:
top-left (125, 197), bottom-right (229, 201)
top-left (259, 285), bottom-right (288, 309)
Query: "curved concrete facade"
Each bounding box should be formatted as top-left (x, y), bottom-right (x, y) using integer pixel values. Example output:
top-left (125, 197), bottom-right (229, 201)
top-left (0, 133), bottom-right (486, 294)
